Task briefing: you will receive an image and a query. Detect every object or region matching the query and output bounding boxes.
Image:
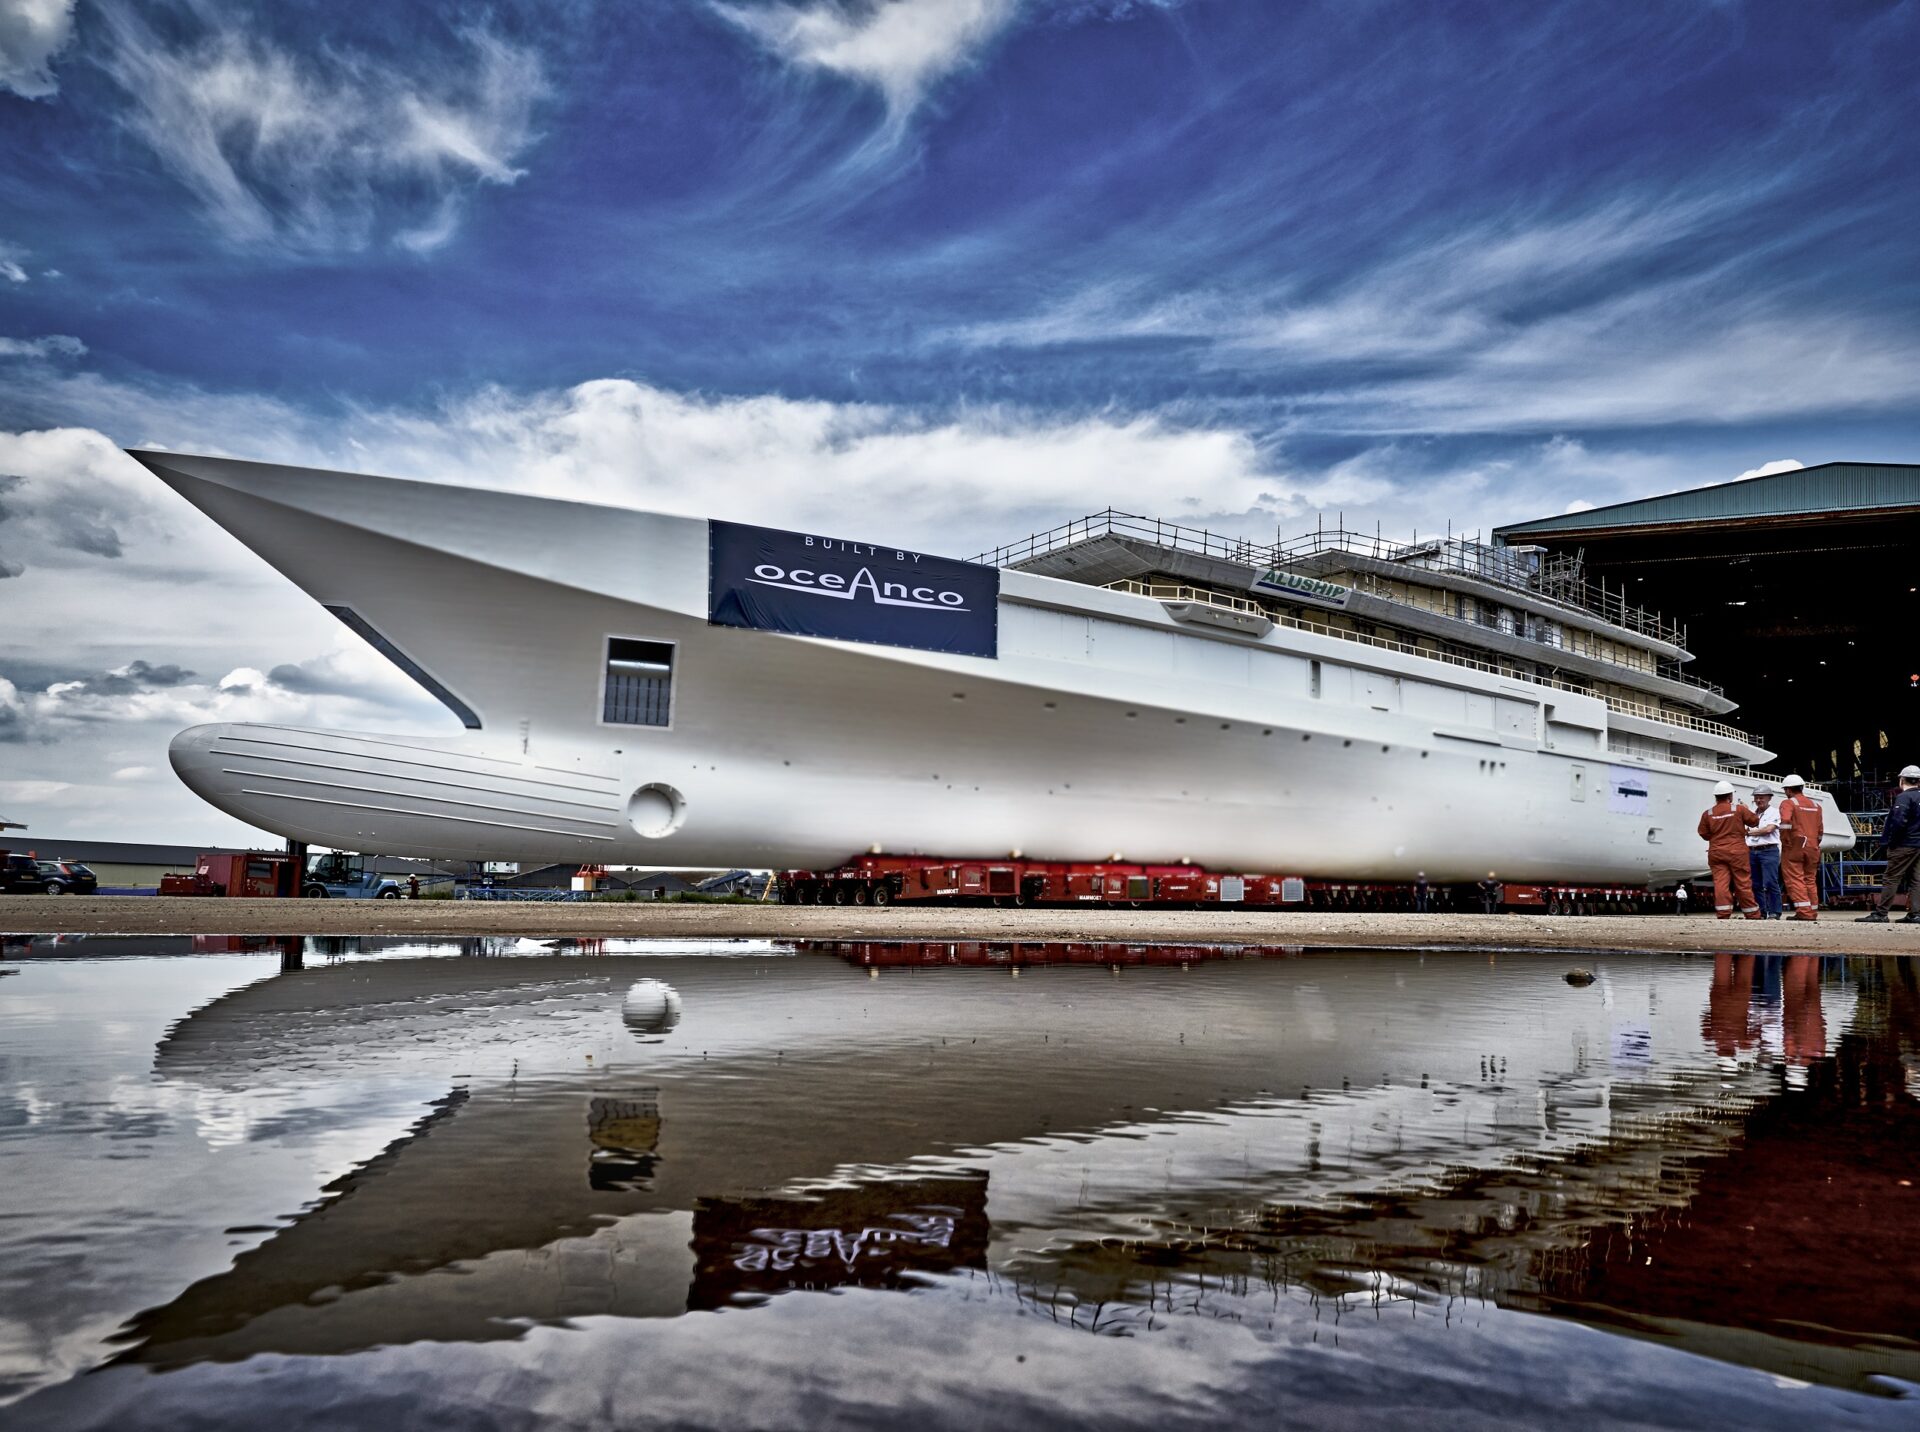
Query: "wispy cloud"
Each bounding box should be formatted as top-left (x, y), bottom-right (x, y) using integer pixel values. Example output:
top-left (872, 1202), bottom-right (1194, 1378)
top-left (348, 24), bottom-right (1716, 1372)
top-left (0, 0), bottom-right (75, 97)
top-left (0, 333), bottom-right (83, 359)
top-left (93, 5), bottom-right (547, 254)
top-left (950, 175), bottom-right (1920, 433)
top-left (714, 0), bottom-right (1019, 126)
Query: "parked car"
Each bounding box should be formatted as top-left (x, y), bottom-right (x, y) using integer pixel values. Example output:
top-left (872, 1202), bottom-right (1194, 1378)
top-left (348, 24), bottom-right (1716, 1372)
top-left (1, 854), bottom-right (49, 893)
top-left (35, 861), bottom-right (98, 895)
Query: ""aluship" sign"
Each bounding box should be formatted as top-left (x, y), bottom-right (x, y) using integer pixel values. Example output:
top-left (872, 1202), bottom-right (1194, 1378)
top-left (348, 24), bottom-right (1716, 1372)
top-left (1248, 566), bottom-right (1353, 608)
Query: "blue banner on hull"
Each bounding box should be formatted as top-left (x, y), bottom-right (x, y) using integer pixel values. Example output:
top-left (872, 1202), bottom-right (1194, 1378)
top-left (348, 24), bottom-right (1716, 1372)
top-left (708, 521), bottom-right (1000, 658)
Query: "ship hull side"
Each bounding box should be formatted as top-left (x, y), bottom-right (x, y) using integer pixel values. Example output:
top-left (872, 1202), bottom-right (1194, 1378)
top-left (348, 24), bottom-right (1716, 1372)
top-left (142, 453), bottom-right (1846, 881)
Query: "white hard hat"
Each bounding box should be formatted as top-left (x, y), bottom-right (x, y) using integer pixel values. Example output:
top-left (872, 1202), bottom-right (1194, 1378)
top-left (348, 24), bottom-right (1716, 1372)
top-left (1752, 783), bottom-right (1775, 796)
top-left (1901, 765), bottom-right (1920, 781)
top-left (1713, 780), bottom-right (1734, 796)
top-left (1782, 774), bottom-right (1804, 789)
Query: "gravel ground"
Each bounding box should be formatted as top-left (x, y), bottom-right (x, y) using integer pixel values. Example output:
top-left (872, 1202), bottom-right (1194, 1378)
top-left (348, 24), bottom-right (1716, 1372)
top-left (4, 895), bottom-right (1917, 954)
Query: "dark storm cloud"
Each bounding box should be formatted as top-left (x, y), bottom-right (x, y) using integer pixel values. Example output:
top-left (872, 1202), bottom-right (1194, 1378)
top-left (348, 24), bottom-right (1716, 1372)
top-left (266, 655), bottom-right (406, 706)
top-left (266, 661), bottom-right (341, 695)
top-left (46, 509), bottom-right (123, 558)
top-left (58, 661), bottom-right (199, 698)
top-left (0, 469), bottom-right (127, 565)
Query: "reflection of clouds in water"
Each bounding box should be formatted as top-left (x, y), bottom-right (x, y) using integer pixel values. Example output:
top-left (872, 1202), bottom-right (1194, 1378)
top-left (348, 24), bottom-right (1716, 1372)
top-left (1287, 985), bottom-right (1339, 1043)
top-left (623, 980), bottom-right (682, 1042)
top-left (104, 1069), bottom-right (441, 1157)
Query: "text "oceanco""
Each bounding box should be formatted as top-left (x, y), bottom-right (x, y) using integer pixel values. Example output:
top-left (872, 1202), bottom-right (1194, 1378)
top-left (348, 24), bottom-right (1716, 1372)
top-left (749, 564), bottom-right (971, 612)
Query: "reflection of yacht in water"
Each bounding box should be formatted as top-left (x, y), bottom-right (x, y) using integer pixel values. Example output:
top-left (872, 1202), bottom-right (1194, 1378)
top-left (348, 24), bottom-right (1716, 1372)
top-left (137, 451), bottom-right (1852, 882)
top-left (106, 944), bottom-right (1918, 1394)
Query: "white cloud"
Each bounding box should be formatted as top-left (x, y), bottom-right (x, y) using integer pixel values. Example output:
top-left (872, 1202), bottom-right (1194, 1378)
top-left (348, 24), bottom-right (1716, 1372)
top-left (5, 654), bottom-right (439, 744)
top-left (0, 779), bottom-right (72, 803)
top-left (93, 7), bottom-right (546, 253)
top-left (330, 376), bottom-right (1322, 554)
top-left (111, 765), bottom-right (155, 780)
top-left (1733, 459), bottom-right (1803, 481)
top-left (715, 0), bottom-right (1019, 122)
top-left (1562, 499), bottom-right (1596, 514)
top-left (0, 242), bottom-right (30, 282)
top-left (0, 0), bottom-right (76, 98)
top-left (0, 333), bottom-right (84, 359)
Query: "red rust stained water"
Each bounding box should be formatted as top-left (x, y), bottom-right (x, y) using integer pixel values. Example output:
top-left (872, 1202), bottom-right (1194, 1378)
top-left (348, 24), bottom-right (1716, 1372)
top-left (0, 934), bottom-right (1915, 1430)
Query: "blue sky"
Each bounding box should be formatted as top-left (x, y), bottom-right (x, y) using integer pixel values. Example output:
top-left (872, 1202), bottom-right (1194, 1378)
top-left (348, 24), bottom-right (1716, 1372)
top-left (3, 0), bottom-right (1919, 838)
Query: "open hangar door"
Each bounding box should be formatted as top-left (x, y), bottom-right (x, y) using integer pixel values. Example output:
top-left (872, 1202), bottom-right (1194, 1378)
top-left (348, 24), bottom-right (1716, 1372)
top-left (1496, 461), bottom-right (1920, 809)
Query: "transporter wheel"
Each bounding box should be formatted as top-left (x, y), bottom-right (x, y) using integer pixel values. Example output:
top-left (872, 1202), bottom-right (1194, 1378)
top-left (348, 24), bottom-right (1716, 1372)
top-left (1547, 895), bottom-right (1563, 917)
top-left (870, 884), bottom-right (892, 907)
top-left (832, 885), bottom-right (851, 906)
top-left (303, 885), bottom-right (328, 898)
top-left (852, 884), bottom-right (871, 906)
top-left (811, 885), bottom-right (830, 905)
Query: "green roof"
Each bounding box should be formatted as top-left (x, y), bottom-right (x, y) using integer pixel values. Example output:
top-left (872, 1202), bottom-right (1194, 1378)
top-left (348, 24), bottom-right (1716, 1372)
top-left (1495, 461), bottom-right (1920, 539)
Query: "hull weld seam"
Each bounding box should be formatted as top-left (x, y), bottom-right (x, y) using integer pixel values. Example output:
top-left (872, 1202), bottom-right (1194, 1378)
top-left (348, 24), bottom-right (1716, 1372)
top-left (212, 736), bottom-right (618, 795)
top-left (219, 767), bottom-right (620, 829)
top-left (209, 751), bottom-right (621, 812)
top-left (237, 788), bottom-right (620, 841)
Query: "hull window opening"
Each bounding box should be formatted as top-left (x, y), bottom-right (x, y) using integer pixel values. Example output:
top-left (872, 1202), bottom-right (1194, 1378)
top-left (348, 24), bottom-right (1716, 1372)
top-left (324, 604), bottom-right (481, 730)
top-left (605, 638), bottom-right (674, 727)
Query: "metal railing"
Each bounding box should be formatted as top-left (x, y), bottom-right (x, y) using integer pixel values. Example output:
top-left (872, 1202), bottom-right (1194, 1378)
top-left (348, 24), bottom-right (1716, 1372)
top-left (1274, 526), bottom-right (1688, 648)
top-left (975, 509), bottom-right (1276, 571)
top-left (979, 510), bottom-right (1689, 650)
top-left (1656, 749), bottom-right (1826, 788)
top-left (1105, 579), bottom-right (1758, 750)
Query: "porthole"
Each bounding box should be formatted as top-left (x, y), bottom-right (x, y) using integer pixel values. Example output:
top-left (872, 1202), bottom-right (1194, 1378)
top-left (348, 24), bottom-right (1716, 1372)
top-left (625, 783), bottom-right (686, 839)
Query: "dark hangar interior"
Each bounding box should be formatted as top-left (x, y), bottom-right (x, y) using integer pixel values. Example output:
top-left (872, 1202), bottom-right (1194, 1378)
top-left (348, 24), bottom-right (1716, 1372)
top-left (1495, 462), bottom-right (1919, 809)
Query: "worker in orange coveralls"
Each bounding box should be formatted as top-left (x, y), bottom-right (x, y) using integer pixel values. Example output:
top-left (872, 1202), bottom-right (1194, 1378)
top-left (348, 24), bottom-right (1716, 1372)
top-left (1696, 781), bottom-right (1763, 919)
top-left (1775, 774), bottom-right (1826, 922)
top-left (1781, 955), bottom-right (1827, 1065)
top-left (1702, 953), bottom-right (1761, 1056)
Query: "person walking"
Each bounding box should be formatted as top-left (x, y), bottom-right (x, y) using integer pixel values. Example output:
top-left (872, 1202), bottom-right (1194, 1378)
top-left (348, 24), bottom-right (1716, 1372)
top-left (1776, 775), bottom-right (1826, 922)
top-left (1478, 872), bottom-right (1502, 914)
top-left (1696, 781), bottom-right (1763, 920)
top-left (1745, 784), bottom-right (1783, 919)
top-left (1858, 764), bottom-right (1920, 923)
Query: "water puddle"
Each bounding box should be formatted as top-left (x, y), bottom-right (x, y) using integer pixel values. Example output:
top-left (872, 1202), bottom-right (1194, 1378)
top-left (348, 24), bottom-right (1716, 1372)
top-left (1, 936), bottom-right (1914, 1429)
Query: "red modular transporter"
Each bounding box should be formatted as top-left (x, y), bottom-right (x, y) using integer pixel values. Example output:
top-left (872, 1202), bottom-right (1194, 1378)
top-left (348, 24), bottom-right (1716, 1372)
top-left (805, 941), bottom-right (1306, 968)
top-left (776, 855), bottom-right (1681, 915)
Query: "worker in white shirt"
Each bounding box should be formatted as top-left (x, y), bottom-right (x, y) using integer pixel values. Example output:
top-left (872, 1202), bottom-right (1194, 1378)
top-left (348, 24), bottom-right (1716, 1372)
top-left (1746, 783), bottom-right (1783, 919)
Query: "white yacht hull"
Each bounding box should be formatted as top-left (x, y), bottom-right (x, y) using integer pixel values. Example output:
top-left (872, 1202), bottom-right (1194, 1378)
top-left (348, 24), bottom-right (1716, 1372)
top-left (138, 453), bottom-right (1849, 882)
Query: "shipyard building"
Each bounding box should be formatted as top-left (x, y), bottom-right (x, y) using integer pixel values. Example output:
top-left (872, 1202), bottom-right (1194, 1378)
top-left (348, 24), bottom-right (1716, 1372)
top-left (1495, 461), bottom-right (1919, 803)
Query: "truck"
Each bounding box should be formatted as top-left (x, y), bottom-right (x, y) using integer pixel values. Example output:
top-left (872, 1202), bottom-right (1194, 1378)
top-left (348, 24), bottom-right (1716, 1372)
top-left (301, 851), bottom-right (405, 900)
top-left (159, 852), bottom-right (302, 898)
